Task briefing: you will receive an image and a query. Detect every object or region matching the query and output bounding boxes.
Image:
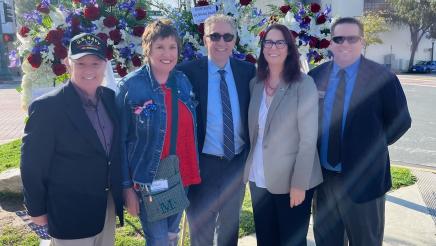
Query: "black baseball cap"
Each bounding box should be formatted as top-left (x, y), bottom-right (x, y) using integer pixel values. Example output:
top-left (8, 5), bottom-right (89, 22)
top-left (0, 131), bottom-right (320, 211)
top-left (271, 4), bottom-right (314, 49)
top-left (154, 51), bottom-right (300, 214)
top-left (68, 33), bottom-right (106, 60)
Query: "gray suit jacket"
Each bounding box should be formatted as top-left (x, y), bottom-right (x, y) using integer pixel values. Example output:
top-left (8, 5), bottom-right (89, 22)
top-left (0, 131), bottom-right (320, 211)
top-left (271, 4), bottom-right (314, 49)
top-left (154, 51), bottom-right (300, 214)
top-left (243, 73), bottom-right (323, 194)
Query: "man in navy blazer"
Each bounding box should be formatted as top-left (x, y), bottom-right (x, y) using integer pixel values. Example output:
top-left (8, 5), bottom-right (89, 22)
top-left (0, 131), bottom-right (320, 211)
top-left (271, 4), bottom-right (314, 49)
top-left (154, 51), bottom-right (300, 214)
top-left (177, 14), bottom-right (255, 246)
top-left (308, 17), bottom-right (411, 246)
top-left (20, 33), bottom-right (124, 245)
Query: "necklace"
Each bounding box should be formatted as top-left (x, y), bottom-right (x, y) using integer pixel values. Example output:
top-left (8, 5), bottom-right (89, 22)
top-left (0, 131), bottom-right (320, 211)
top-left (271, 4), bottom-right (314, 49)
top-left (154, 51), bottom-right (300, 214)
top-left (265, 78), bottom-right (279, 97)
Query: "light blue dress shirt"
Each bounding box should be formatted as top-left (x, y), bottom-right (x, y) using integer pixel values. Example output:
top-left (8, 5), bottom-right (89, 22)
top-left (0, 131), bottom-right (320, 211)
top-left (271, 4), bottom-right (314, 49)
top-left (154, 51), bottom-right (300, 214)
top-left (320, 58), bottom-right (361, 172)
top-left (202, 58), bottom-right (244, 156)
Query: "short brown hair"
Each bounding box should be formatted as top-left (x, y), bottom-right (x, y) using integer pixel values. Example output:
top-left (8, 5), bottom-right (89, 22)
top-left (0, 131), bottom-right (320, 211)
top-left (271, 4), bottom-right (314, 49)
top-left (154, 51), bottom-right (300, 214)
top-left (257, 24), bottom-right (301, 84)
top-left (331, 17), bottom-right (364, 37)
top-left (141, 19), bottom-right (181, 63)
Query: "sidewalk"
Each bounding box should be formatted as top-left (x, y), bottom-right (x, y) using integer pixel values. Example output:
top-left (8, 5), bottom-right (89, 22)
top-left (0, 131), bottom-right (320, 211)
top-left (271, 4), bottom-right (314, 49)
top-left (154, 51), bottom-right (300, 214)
top-left (239, 169), bottom-right (436, 246)
top-left (0, 82), bottom-right (25, 145)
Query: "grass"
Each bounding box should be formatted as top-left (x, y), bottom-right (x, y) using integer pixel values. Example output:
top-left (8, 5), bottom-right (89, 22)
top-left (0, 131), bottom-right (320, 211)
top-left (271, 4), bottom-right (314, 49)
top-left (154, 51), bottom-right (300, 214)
top-left (0, 139), bottom-right (21, 173)
top-left (391, 166), bottom-right (417, 190)
top-left (0, 139), bottom-right (418, 244)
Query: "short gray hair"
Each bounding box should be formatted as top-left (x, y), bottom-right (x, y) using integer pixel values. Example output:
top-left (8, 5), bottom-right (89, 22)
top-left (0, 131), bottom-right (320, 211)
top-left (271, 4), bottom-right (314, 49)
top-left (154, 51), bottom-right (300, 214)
top-left (204, 14), bottom-right (237, 36)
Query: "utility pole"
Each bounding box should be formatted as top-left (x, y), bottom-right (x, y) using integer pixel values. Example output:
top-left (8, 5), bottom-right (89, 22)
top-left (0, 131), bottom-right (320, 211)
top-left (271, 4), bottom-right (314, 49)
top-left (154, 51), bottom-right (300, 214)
top-left (432, 40), bottom-right (434, 62)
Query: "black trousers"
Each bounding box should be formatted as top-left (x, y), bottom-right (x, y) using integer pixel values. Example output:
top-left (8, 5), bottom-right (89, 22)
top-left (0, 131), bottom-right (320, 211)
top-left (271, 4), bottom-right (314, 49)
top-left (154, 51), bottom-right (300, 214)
top-left (313, 171), bottom-right (385, 246)
top-left (187, 152), bottom-right (246, 246)
top-left (249, 182), bottom-right (314, 246)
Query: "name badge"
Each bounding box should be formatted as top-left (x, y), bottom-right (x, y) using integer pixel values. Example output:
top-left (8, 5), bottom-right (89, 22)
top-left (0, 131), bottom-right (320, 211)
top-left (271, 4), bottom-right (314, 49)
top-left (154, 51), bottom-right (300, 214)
top-left (150, 179), bottom-right (168, 193)
top-left (318, 90), bottom-right (326, 99)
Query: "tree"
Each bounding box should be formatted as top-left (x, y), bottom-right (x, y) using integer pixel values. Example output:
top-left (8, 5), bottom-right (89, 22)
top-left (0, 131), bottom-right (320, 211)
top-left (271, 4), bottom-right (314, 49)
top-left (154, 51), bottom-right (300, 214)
top-left (360, 11), bottom-right (390, 55)
top-left (386, 0), bottom-right (436, 69)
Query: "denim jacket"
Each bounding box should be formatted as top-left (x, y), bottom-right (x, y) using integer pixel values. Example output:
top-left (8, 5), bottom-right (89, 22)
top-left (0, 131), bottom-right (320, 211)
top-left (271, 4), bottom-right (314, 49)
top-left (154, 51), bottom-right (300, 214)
top-left (116, 64), bottom-right (198, 189)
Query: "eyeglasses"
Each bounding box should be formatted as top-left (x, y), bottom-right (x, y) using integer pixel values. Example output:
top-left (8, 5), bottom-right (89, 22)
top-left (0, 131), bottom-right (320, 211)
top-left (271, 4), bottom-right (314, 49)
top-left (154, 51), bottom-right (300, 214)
top-left (263, 40), bottom-right (288, 49)
top-left (331, 36), bottom-right (361, 44)
top-left (207, 33), bottom-right (235, 42)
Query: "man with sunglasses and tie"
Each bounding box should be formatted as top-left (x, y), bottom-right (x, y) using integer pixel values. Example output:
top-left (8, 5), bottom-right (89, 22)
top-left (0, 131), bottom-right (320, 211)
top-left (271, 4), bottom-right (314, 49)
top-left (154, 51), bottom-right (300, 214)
top-left (308, 17), bottom-right (411, 246)
top-left (177, 14), bottom-right (255, 246)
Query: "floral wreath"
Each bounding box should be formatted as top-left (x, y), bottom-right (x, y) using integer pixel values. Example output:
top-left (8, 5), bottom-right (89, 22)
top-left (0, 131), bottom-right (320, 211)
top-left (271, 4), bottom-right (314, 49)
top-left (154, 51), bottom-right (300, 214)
top-left (16, 0), bottom-right (149, 109)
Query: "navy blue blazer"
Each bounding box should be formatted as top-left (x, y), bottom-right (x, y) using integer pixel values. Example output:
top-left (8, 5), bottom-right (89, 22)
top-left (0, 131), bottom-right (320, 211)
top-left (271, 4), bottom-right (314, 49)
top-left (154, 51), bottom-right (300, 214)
top-left (308, 57), bottom-right (411, 203)
top-left (20, 82), bottom-right (124, 239)
top-left (177, 57), bottom-right (256, 153)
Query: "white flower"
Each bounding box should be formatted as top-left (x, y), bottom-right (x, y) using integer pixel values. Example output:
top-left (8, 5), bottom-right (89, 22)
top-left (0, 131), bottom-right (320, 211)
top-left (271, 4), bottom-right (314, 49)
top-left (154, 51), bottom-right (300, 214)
top-left (280, 12), bottom-right (301, 34)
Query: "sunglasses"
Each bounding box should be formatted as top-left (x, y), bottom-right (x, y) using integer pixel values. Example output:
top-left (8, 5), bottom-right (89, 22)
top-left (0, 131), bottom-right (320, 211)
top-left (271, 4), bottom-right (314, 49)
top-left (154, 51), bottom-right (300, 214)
top-left (207, 33), bottom-right (235, 42)
top-left (263, 39), bottom-right (288, 49)
top-left (331, 36), bottom-right (362, 44)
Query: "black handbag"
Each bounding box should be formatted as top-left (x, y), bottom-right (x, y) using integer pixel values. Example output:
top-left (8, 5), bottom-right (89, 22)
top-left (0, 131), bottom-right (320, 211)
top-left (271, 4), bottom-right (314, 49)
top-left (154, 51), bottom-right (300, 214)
top-left (140, 82), bottom-right (189, 222)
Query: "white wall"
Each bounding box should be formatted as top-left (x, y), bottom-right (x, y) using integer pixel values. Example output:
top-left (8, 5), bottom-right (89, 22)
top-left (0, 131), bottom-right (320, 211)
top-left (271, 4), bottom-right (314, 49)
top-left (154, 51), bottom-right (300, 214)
top-left (365, 26), bottom-right (434, 71)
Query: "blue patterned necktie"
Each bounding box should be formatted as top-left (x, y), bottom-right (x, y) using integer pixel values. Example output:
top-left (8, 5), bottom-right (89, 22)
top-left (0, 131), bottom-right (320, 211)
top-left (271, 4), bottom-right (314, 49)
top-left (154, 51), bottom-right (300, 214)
top-left (218, 69), bottom-right (235, 161)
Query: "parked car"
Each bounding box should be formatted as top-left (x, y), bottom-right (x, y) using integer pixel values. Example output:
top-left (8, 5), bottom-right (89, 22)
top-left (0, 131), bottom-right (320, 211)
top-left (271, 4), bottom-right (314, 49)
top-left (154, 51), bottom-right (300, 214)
top-left (409, 61), bottom-right (436, 73)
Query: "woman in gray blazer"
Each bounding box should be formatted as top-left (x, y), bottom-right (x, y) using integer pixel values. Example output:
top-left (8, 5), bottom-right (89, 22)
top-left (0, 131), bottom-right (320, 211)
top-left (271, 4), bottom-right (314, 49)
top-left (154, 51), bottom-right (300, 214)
top-left (243, 24), bottom-right (323, 246)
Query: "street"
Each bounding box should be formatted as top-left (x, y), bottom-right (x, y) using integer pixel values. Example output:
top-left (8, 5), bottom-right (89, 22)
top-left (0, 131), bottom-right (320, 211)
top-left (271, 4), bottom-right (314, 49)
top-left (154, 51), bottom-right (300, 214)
top-left (0, 74), bottom-right (435, 168)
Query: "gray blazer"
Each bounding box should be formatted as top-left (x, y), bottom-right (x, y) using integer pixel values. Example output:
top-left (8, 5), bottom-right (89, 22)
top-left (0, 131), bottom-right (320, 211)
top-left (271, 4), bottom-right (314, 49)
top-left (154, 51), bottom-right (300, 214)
top-left (243, 73), bottom-right (323, 194)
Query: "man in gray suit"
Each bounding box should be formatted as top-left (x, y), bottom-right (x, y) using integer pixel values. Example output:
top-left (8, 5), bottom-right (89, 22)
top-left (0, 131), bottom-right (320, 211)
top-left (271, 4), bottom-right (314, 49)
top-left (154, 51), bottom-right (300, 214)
top-left (177, 14), bottom-right (256, 246)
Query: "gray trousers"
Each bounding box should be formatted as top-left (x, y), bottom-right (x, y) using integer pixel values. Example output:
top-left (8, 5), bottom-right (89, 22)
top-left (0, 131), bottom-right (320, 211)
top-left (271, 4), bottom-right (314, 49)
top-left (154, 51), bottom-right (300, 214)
top-left (186, 152), bottom-right (246, 246)
top-left (313, 171), bottom-right (385, 246)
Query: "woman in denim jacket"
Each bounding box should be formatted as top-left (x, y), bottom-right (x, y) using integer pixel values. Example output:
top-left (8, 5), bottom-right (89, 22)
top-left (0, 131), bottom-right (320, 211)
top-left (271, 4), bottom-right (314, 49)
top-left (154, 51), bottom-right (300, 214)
top-left (116, 19), bottom-right (201, 245)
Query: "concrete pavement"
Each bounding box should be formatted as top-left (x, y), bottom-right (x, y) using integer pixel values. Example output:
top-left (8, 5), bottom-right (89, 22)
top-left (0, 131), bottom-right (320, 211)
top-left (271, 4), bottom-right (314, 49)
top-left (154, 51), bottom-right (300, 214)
top-left (0, 83), bottom-right (25, 145)
top-left (239, 169), bottom-right (436, 245)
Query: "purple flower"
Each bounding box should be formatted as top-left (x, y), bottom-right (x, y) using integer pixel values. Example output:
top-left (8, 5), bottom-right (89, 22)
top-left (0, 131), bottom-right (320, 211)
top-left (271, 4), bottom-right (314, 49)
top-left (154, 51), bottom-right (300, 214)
top-left (23, 11), bottom-right (43, 25)
top-left (117, 18), bottom-right (128, 30)
top-left (120, 46), bottom-right (132, 59)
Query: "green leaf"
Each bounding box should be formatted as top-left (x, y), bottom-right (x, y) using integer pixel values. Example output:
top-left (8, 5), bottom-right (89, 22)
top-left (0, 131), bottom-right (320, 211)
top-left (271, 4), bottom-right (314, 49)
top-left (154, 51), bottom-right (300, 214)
top-left (15, 86), bottom-right (22, 93)
top-left (42, 15), bottom-right (53, 29)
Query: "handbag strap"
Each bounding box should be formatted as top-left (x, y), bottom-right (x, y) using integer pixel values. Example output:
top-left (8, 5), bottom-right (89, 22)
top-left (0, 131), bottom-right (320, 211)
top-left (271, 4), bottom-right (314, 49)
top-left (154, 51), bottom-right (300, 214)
top-left (169, 81), bottom-right (178, 155)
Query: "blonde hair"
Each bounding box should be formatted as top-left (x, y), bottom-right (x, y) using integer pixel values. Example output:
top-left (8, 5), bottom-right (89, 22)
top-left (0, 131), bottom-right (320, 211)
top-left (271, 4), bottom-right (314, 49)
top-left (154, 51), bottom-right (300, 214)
top-left (141, 18), bottom-right (181, 63)
top-left (204, 14), bottom-right (237, 36)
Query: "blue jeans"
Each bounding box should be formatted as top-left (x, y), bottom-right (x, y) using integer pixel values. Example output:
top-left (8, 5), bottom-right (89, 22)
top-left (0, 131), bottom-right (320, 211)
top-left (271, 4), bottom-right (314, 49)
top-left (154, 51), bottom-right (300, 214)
top-left (137, 192), bottom-right (184, 246)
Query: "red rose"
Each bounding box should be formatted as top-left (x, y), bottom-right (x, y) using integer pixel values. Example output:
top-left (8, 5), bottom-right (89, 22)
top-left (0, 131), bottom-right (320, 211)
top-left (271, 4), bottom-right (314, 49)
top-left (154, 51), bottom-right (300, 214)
top-left (309, 37), bottom-right (319, 48)
top-left (310, 3), bottom-right (321, 13)
top-left (316, 15), bottom-right (327, 24)
top-left (196, 0), bottom-right (209, 6)
top-left (45, 29), bottom-right (64, 45)
top-left (131, 55), bottom-right (142, 67)
top-left (109, 29), bottom-right (122, 44)
top-left (106, 46), bottom-right (114, 60)
top-left (36, 3), bottom-right (50, 14)
top-left (52, 63), bottom-right (67, 76)
top-left (72, 0), bottom-right (81, 4)
top-left (96, 33), bottom-right (109, 42)
top-left (27, 53), bottom-right (42, 68)
top-left (116, 63), bottom-right (128, 77)
top-left (197, 23), bottom-right (205, 37)
top-left (303, 16), bottom-right (311, 24)
top-left (291, 30), bottom-right (299, 39)
top-left (279, 5), bottom-right (291, 14)
top-left (71, 15), bottom-right (81, 27)
top-left (135, 8), bottom-right (147, 20)
top-left (314, 54), bottom-right (323, 63)
top-left (245, 54), bottom-right (256, 64)
top-left (319, 38), bottom-right (330, 49)
top-left (103, 0), bottom-right (117, 6)
top-left (240, 0), bottom-right (252, 6)
top-left (54, 45), bottom-right (68, 59)
top-left (103, 16), bottom-right (118, 28)
top-left (84, 5), bottom-right (100, 21)
top-left (19, 26), bottom-right (30, 37)
top-left (133, 26), bottom-right (145, 37)
top-left (259, 30), bottom-right (266, 39)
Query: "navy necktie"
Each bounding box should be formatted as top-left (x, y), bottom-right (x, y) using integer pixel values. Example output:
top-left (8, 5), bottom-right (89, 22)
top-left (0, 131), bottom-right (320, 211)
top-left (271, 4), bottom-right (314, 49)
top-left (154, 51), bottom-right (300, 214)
top-left (328, 69), bottom-right (346, 167)
top-left (218, 69), bottom-right (235, 161)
